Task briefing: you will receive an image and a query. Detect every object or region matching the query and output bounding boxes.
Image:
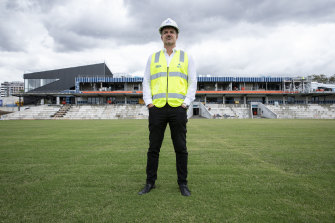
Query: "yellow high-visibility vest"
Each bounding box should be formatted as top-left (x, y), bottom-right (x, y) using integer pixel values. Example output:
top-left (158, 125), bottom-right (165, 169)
top-left (150, 50), bottom-right (189, 108)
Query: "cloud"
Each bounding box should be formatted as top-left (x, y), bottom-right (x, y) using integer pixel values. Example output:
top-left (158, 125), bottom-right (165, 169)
top-left (43, 0), bottom-right (140, 51)
top-left (125, 0), bottom-right (335, 31)
top-left (0, 0), bottom-right (55, 52)
top-left (1, 0), bottom-right (335, 84)
top-left (190, 22), bottom-right (335, 76)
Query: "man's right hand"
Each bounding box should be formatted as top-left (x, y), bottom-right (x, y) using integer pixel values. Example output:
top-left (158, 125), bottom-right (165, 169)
top-left (147, 104), bottom-right (154, 108)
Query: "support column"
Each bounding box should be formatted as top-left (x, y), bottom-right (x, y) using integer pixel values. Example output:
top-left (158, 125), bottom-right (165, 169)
top-left (41, 98), bottom-right (44, 105)
top-left (215, 82), bottom-right (217, 91)
top-left (244, 96), bottom-right (247, 105)
top-left (204, 95), bottom-right (207, 105)
top-left (222, 95), bottom-right (225, 105)
top-left (56, 97), bottom-right (60, 105)
top-left (266, 96), bottom-right (269, 105)
top-left (305, 96), bottom-right (308, 104)
top-left (18, 97), bottom-right (21, 111)
top-left (125, 96), bottom-right (127, 104)
top-left (283, 96), bottom-right (286, 105)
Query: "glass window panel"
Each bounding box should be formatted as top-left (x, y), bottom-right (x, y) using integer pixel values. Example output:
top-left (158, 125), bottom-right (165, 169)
top-left (25, 79), bottom-right (59, 92)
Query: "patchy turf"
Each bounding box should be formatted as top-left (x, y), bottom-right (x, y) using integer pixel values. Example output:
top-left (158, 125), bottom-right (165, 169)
top-left (0, 119), bottom-right (334, 222)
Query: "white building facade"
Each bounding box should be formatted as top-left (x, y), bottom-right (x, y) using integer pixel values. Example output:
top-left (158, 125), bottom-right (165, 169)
top-left (1, 81), bottom-right (24, 97)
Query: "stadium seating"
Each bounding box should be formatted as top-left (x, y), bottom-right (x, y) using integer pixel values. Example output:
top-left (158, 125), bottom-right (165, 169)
top-left (63, 104), bottom-right (148, 119)
top-left (267, 104), bottom-right (335, 119)
top-left (2, 104), bottom-right (335, 120)
top-left (1, 105), bottom-right (60, 120)
top-left (206, 104), bottom-right (250, 119)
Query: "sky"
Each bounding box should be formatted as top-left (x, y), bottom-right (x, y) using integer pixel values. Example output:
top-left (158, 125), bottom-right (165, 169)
top-left (1, 0), bottom-right (335, 83)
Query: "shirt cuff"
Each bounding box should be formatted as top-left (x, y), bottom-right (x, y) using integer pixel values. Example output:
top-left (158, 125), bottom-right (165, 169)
top-left (145, 100), bottom-right (153, 106)
top-left (183, 98), bottom-right (191, 106)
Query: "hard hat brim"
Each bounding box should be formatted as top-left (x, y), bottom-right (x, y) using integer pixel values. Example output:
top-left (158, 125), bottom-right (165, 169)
top-left (159, 25), bottom-right (179, 34)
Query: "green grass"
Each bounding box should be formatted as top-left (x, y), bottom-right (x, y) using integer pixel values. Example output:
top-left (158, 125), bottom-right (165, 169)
top-left (0, 119), bottom-right (334, 222)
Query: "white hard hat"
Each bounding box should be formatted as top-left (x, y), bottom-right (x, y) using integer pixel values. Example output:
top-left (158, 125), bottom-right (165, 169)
top-left (159, 18), bottom-right (179, 34)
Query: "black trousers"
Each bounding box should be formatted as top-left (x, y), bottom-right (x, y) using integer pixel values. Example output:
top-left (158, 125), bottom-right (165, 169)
top-left (146, 104), bottom-right (188, 185)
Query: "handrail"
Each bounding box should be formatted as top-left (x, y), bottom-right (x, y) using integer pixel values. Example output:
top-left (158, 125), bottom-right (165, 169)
top-left (197, 102), bottom-right (213, 119)
top-left (258, 103), bottom-right (277, 119)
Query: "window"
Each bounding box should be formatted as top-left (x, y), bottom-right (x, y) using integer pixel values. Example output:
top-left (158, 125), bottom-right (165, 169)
top-left (25, 79), bottom-right (59, 92)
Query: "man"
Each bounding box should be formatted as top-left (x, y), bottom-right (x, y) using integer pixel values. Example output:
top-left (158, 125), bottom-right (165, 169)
top-left (139, 18), bottom-right (197, 196)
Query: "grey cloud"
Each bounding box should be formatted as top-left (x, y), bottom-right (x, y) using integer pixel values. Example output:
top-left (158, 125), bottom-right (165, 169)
top-left (39, 1), bottom-right (148, 51)
top-left (1, 0), bottom-right (335, 83)
top-left (188, 0), bottom-right (333, 23)
top-left (125, 0), bottom-right (335, 34)
top-left (0, 6), bottom-right (24, 51)
top-left (0, 24), bottom-right (22, 52)
top-left (48, 29), bottom-right (97, 52)
top-left (1, 0), bottom-right (99, 53)
top-left (4, 0), bottom-right (65, 13)
top-left (244, 0), bottom-right (335, 24)
top-left (32, 0), bottom-right (335, 52)
top-left (2, 0), bottom-right (335, 53)
top-left (0, 0), bottom-right (62, 52)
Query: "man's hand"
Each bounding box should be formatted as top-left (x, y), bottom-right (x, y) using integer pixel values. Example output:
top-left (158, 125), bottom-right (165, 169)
top-left (181, 103), bottom-right (188, 109)
top-left (147, 104), bottom-right (154, 108)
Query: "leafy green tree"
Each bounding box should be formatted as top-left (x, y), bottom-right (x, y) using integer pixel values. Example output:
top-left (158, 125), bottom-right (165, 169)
top-left (329, 74), bottom-right (335, 83)
top-left (307, 74), bottom-right (329, 83)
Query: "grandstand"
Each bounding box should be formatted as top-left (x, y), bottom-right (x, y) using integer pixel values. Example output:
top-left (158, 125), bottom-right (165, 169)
top-left (1, 63), bottom-right (335, 120)
top-left (2, 103), bottom-right (335, 120)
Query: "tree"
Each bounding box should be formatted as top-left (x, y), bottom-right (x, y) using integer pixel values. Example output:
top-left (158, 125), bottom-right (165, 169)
top-left (307, 74), bottom-right (329, 83)
top-left (329, 74), bottom-right (335, 84)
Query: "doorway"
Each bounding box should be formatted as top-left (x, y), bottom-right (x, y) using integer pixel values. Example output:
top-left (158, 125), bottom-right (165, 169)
top-left (193, 108), bottom-right (199, 116)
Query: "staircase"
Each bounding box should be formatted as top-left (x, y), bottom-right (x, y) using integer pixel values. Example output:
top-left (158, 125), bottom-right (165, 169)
top-left (51, 104), bottom-right (72, 118)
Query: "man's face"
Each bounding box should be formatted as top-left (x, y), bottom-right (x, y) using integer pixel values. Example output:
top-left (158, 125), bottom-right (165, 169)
top-left (161, 27), bottom-right (178, 47)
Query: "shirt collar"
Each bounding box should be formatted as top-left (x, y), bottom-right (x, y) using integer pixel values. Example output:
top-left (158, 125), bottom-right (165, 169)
top-left (163, 47), bottom-right (178, 53)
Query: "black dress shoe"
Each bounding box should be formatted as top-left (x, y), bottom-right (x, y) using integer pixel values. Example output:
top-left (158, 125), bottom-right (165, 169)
top-left (179, 184), bottom-right (191, 196)
top-left (138, 183), bottom-right (155, 195)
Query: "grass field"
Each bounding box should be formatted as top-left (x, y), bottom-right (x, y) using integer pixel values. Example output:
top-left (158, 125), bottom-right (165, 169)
top-left (0, 119), bottom-right (334, 222)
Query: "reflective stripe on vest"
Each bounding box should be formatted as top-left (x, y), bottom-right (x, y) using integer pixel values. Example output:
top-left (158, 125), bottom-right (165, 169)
top-left (152, 93), bottom-right (186, 100)
top-left (168, 72), bottom-right (188, 81)
top-left (150, 72), bottom-right (187, 81)
top-left (150, 50), bottom-right (189, 108)
top-left (155, 51), bottom-right (160, 63)
top-left (150, 72), bottom-right (167, 81)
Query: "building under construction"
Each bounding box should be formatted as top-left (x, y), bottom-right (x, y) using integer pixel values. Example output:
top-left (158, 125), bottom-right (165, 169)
top-left (20, 63), bottom-right (335, 106)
